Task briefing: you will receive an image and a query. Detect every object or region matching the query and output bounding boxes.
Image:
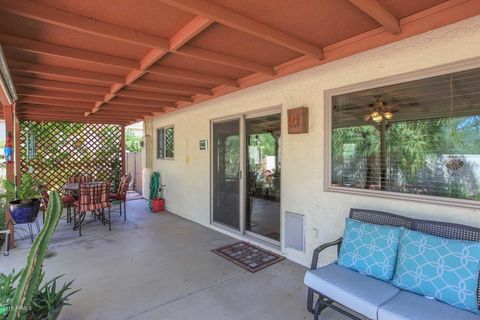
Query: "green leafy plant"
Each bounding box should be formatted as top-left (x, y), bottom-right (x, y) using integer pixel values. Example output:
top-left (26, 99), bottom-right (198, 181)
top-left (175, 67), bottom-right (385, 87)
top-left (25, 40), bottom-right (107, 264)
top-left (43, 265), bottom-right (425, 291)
top-left (28, 272), bottom-right (78, 320)
top-left (3, 174), bottom-right (42, 204)
top-left (0, 270), bottom-right (78, 320)
top-left (125, 129), bottom-right (141, 152)
top-left (0, 269), bottom-right (21, 315)
top-left (6, 191), bottom-right (68, 320)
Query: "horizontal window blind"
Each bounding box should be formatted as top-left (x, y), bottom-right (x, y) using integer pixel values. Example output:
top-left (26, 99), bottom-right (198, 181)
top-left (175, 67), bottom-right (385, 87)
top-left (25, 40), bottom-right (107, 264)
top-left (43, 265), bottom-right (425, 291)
top-left (331, 67), bottom-right (480, 201)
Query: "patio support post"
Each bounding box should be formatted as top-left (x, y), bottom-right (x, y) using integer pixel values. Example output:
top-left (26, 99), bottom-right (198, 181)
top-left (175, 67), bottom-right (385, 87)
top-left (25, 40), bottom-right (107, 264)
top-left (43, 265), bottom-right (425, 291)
top-left (121, 125), bottom-right (126, 176)
top-left (3, 103), bottom-right (15, 248)
top-left (141, 119), bottom-right (154, 198)
top-left (14, 118), bottom-right (21, 183)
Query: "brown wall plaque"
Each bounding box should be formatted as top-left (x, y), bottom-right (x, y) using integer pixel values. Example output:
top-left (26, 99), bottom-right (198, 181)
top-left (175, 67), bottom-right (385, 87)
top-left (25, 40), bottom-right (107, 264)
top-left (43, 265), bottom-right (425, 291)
top-left (287, 107), bottom-right (309, 134)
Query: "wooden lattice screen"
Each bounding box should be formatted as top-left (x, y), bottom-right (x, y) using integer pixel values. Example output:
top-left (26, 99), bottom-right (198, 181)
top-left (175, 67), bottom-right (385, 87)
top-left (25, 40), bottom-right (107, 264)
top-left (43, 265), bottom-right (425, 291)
top-left (19, 121), bottom-right (123, 191)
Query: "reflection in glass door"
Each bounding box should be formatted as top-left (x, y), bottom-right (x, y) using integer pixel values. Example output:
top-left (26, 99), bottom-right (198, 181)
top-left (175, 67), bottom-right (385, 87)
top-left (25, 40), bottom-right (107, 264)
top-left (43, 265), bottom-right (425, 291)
top-left (212, 119), bottom-right (241, 229)
top-left (245, 113), bottom-right (281, 242)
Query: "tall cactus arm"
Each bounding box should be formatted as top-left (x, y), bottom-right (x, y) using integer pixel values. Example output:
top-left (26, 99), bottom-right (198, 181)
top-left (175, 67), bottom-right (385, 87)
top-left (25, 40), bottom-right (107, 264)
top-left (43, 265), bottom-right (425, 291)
top-left (8, 191), bottom-right (62, 320)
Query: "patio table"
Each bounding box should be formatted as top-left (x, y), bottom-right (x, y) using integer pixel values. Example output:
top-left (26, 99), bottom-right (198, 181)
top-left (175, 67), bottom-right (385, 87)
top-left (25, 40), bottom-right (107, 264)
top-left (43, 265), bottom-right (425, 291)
top-left (64, 183), bottom-right (80, 192)
top-left (64, 181), bottom-right (104, 192)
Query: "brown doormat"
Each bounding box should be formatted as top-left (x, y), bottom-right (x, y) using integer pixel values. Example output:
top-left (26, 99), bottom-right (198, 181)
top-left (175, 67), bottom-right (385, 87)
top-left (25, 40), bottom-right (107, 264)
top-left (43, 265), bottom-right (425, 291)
top-left (212, 241), bottom-right (285, 273)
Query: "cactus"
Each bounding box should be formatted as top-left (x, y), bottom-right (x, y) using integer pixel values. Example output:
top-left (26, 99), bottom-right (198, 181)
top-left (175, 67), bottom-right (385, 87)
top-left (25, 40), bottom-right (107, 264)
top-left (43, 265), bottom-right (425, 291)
top-left (7, 191), bottom-right (62, 320)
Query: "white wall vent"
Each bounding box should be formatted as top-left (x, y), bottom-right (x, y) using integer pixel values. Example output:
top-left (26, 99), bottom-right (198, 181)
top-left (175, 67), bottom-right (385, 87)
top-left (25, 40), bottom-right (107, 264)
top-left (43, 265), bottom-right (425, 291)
top-left (285, 211), bottom-right (305, 252)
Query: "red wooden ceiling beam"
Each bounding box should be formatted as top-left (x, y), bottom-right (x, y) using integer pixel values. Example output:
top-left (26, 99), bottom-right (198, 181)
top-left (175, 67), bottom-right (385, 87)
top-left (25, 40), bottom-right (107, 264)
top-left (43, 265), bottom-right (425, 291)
top-left (175, 0), bottom-right (480, 114)
top-left (16, 104), bottom-right (90, 113)
top-left (148, 65), bottom-right (239, 87)
top-left (156, 0), bottom-right (324, 59)
top-left (17, 115), bottom-right (130, 125)
top-left (0, 0), bottom-right (273, 75)
top-left (109, 97), bottom-right (176, 108)
top-left (13, 76), bottom-right (109, 94)
top-left (176, 45), bottom-right (275, 75)
top-left (16, 104), bottom-right (149, 116)
top-left (99, 104), bottom-right (166, 113)
top-left (17, 89), bottom-right (104, 102)
top-left (17, 103), bottom-right (162, 114)
top-left (9, 60), bottom-right (124, 84)
top-left (91, 15), bottom-right (213, 114)
top-left (170, 16), bottom-right (213, 50)
top-left (349, 0), bottom-right (401, 34)
top-left (17, 109), bottom-right (135, 118)
top-left (0, 0), bottom-right (171, 49)
top-left (118, 89), bottom-right (192, 102)
top-left (18, 97), bottom-right (92, 108)
top-left (129, 79), bottom-right (212, 95)
top-left (17, 112), bottom-right (140, 123)
top-left (0, 34), bottom-right (138, 69)
top-left (17, 109), bottom-right (140, 118)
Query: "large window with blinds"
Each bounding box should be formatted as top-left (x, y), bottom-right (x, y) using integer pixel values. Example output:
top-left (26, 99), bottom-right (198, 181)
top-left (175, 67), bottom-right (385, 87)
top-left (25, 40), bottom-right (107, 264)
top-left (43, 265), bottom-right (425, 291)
top-left (328, 66), bottom-right (480, 204)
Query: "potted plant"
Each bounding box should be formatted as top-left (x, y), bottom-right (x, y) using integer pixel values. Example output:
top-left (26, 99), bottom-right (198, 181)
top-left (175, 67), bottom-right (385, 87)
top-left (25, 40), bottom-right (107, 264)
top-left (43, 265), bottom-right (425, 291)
top-left (3, 174), bottom-right (42, 225)
top-left (149, 172), bottom-right (165, 212)
top-left (0, 270), bottom-right (78, 320)
top-left (0, 191), bottom-right (78, 320)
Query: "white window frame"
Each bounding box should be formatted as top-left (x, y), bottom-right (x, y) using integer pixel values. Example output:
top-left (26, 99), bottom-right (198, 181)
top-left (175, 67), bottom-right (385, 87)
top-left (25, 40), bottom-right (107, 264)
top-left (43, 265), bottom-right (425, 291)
top-left (157, 125), bottom-right (175, 160)
top-left (324, 57), bottom-right (480, 209)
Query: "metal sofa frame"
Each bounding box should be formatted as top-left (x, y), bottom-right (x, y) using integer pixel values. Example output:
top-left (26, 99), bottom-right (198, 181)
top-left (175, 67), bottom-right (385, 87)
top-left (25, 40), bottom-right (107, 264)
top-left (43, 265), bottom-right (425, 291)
top-left (306, 208), bottom-right (480, 320)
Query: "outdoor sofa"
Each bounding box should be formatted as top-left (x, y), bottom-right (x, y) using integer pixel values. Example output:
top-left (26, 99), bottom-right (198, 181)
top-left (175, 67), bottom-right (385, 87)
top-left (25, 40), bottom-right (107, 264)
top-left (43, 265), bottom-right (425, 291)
top-left (304, 208), bottom-right (480, 320)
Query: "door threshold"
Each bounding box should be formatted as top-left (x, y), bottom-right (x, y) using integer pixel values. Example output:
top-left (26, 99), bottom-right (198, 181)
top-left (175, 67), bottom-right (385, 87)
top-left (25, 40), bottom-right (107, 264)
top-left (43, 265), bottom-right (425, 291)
top-left (244, 233), bottom-right (281, 251)
top-left (210, 222), bottom-right (282, 254)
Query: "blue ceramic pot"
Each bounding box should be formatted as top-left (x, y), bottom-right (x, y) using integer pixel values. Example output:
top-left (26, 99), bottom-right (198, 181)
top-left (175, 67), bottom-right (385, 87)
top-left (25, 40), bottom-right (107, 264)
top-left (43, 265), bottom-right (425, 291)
top-left (9, 199), bottom-right (41, 224)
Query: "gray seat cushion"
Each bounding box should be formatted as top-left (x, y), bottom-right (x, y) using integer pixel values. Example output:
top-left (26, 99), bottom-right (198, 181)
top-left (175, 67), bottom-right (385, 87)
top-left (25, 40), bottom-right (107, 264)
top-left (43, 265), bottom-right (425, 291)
top-left (378, 290), bottom-right (480, 320)
top-left (304, 263), bottom-right (400, 319)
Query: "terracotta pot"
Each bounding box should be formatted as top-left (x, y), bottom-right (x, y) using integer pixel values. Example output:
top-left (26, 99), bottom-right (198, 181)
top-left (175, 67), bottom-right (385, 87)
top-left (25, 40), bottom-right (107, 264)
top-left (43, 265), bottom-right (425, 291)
top-left (151, 198), bottom-right (165, 212)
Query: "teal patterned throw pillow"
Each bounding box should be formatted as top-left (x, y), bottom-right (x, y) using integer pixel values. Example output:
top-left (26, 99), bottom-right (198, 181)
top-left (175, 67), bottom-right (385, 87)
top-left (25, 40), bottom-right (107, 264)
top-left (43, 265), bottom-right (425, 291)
top-left (338, 218), bottom-right (402, 281)
top-left (392, 229), bottom-right (480, 314)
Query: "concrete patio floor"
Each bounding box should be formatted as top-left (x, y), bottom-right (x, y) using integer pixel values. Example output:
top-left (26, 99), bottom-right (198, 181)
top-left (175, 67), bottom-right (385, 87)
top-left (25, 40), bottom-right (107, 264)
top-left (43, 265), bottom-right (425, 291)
top-left (0, 199), bottom-right (347, 320)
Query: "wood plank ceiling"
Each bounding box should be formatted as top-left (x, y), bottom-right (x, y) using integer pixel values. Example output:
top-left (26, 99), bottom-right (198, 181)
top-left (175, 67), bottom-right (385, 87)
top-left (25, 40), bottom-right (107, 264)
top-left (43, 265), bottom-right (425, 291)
top-left (0, 0), bottom-right (478, 125)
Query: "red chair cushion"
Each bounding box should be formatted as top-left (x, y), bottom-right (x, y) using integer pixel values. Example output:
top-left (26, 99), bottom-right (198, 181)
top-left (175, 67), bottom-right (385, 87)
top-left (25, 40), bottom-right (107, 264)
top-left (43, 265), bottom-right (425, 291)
top-left (62, 195), bottom-right (76, 205)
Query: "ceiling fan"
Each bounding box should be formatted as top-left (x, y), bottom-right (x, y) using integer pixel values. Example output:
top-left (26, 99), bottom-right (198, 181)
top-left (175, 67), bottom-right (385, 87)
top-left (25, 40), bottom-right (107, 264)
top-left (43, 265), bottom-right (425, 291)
top-left (363, 96), bottom-right (399, 123)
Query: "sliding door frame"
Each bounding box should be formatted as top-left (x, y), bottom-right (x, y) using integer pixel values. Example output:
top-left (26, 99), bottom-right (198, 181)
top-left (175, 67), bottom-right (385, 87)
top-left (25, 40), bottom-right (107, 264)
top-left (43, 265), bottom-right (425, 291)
top-left (210, 105), bottom-right (283, 247)
top-left (210, 115), bottom-right (245, 235)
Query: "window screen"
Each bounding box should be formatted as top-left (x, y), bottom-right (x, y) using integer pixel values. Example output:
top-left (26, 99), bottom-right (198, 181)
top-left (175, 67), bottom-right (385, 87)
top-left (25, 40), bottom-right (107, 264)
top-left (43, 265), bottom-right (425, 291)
top-left (331, 67), bottom-right (480, 201)
top-left (165, 127), bottom-right (174, 159)
top-left (157, 128), bottom-right (164, 159)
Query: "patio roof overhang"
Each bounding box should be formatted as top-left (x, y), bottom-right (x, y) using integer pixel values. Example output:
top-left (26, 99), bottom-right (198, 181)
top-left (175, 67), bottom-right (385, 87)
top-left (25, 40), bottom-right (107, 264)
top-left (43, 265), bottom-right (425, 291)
top-left (0, 0), bottom-right (478, 125)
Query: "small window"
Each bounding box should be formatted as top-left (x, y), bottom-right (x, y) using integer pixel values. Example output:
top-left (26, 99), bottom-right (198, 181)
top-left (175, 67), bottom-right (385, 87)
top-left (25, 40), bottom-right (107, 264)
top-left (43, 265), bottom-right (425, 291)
top-left (157, 126), bottom-right (174, 159)
top-left (328, 67), bottom-right (480, 204)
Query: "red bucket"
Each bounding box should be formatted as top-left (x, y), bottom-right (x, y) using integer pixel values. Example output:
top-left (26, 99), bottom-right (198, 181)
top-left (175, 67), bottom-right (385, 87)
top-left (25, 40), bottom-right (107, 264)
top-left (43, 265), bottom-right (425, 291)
top-left (152, 198), bottom-right (165, 212)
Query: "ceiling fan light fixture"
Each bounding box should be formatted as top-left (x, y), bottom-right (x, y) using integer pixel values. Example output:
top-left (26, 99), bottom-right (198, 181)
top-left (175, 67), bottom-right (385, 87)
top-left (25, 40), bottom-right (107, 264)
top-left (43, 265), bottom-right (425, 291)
top-left (372, 111), bottom-right (383, 123)
top-left (384, 111), bottom-right (394, 120)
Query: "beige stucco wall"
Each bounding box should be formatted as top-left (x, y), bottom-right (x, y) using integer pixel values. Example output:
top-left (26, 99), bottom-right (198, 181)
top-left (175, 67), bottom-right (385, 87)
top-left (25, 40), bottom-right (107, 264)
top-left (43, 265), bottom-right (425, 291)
top-left (150, 16), bottom-right (480, 267)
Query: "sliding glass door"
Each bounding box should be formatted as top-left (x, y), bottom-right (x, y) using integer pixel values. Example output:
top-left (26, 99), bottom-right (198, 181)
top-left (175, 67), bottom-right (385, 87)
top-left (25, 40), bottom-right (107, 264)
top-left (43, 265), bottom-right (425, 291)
top-left (212, 119), bottom-right (241, 230)
top-left (211, 111), bottom-right (281, 244)
top-left (245, 113), bottom-right (281, 242)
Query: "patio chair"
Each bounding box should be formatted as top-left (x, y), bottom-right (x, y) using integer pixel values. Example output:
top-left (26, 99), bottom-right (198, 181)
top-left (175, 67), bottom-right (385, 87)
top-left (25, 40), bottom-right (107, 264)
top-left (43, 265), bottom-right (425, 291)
top-left (63, 176), bottom-right (83, 223)
top-left (79, 175), bottom-right (93, 183)
top-left (110, 174), bottom-right (131, 221)
top-left (73, 181), bottom-right (111, 236)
